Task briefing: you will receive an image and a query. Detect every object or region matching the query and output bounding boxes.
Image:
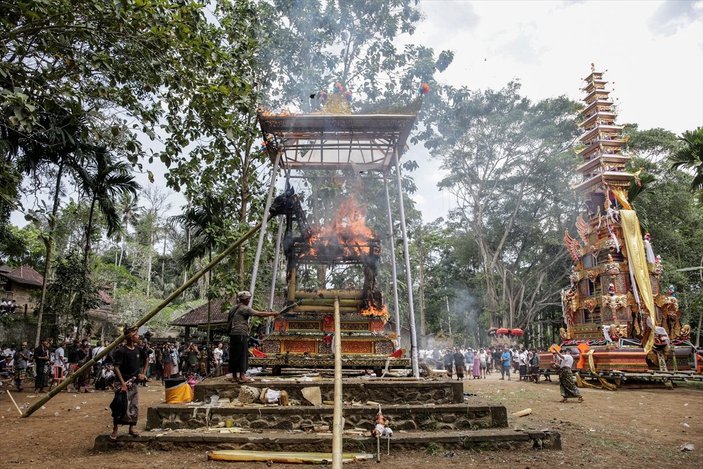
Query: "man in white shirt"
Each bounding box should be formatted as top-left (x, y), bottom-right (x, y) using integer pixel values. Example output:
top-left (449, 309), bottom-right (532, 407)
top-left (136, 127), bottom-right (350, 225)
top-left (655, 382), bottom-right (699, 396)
top-left (213, 343), bottom-right (224, 376)
top-left (54, 341), bottom-right (66, 368)
top-left (518, 348), bottom-right (528, 381)
top-left (553, 349), bottom-right (583, 403)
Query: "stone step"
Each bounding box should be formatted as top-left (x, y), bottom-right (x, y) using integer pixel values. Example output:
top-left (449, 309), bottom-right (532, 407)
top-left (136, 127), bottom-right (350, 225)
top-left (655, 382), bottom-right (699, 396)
top-left (146, 402), bottom-right (507, 432)
top-left (95, 428), bottom-right (561, 452)
top-left (194, 376), bottom-right (463, 405)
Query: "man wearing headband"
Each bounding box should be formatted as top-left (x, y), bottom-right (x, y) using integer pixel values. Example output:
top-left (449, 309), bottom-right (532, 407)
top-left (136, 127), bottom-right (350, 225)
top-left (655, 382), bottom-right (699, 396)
top-left (109, 324), bottom-right (148, 440)
top-left (227, 291), bottom-right (279, 383)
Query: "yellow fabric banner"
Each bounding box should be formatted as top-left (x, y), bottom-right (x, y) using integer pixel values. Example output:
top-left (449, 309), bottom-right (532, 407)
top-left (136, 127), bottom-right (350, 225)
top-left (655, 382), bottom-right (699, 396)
top-left (620, 210), bottom-right (656, 353)
top-left (611, 188), bottom-right (632, 210)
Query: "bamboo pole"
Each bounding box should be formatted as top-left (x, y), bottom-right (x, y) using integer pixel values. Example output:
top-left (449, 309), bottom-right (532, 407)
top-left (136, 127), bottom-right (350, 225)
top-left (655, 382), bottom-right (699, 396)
top-left (266, 220), bottom-right (285, 334)
top-left (332, 296), bottom-right (344, 469)
top-left (297, 298), bottom-right (362, 306)
top-left (21, 220), bottom-right (266, 418)
top-left (383, 176), bottom-right (402, 344)
top-left (393, 150), bottom-right (419, 378)
top-left (293, 305), bottom-right (359, 313)
top-left (249, 151), bottom-right (281, 306)
top-left (294, 290), bottom-right (363, 299)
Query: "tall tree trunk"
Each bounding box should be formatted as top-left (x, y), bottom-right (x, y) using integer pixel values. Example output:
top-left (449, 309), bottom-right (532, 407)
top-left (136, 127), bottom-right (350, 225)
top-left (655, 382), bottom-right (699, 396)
top-left (417, 230), bottom-right (426, 347)
top-left (206, 248), bottom-right (212, 371)
top-left (146, 230), bottom-right (153, 298)
top-left (161, 234), bottom-right (167, 293)
top-left (83, 196), bottom-right (97, 268)
top-left (35, 160), bottom-right (64, 347)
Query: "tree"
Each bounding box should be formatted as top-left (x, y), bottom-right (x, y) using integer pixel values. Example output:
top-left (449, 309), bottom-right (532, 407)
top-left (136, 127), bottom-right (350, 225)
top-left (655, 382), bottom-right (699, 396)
top-left (419, 82), bottom-right (581, 329)
top-left (257, 0), bottom-right (452, 112)
top-left (76, 150), bottom-right (139, 268)
top-left (670, 127), bottom-right (703, 195)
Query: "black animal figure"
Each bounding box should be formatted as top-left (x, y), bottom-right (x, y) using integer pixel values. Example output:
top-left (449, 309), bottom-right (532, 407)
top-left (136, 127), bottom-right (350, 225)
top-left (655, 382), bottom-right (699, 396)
top-left (269, 187), bottom-right (312, 256)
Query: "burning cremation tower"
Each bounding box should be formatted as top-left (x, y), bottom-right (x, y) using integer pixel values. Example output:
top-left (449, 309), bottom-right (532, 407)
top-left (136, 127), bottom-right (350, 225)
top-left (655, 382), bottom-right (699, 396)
top-left (250, 96), bottom-right (418, 376)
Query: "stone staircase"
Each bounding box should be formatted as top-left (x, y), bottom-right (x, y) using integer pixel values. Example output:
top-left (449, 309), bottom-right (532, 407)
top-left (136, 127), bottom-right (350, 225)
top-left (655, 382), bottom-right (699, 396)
top-left (95, 377), bottom-right (560, 453)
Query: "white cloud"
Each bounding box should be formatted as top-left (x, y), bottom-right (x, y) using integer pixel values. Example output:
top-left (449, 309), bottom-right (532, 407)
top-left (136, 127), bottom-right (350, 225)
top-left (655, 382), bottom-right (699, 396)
top-left (648, 0), bottom-right (703, 36)
top-left (407, 0), bottom-right (703, 222)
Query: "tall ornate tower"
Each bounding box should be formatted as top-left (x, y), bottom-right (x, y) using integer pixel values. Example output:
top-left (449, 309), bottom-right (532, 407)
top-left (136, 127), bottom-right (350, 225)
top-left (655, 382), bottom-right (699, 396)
top-left (560, 66), bottom-right (691, 372)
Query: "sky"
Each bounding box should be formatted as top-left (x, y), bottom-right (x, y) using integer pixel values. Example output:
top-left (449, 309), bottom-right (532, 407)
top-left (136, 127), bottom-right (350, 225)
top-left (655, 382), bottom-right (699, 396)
top-left (409, 0), bottom-right (703, 222)
top-left (11, 0), bottom-right (703, 227)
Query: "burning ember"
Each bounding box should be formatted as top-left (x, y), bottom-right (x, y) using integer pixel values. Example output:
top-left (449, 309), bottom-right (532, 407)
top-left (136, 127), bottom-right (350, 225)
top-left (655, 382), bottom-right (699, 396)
top-left (306, 196), bottom-right (378, 258)
top-left (361, 303), bottom-right (389, 321)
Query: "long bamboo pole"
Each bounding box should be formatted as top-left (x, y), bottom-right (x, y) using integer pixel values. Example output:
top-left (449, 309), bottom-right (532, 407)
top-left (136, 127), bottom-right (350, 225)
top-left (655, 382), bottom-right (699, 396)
top-left (332, 296), bottom-right (344, 469)
top-left (394, 151), bottom-right (419, 378)
top-left (22, 220), bottom-right (266, 418)
top-left (383, 176), bottom-right (402, 344)
top-left (249, 150), bottom-right (281, 305)
top-left (294, 290), bottom-right (363, 299)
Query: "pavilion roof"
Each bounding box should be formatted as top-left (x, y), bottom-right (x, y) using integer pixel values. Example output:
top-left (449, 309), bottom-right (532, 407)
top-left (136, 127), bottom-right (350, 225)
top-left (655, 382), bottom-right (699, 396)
top-left (170, 298), bottom-right (234, 327)
top-left (257, 112), bottom-right (417, 171)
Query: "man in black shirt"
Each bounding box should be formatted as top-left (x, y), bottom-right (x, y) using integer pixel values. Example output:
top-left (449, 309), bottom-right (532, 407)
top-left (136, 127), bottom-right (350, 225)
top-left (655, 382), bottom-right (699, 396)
top-left (33, 338), bottom-right (50, 392)
top-left (110, 324), bottom-right (147, 440)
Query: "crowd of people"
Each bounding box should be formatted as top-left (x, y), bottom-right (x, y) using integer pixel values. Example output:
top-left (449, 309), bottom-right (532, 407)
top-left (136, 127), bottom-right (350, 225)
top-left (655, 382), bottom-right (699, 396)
top-left (0, 298), bottom-right (18, 314)
top-left (0, 337), bottom-right (232, 394)
top-left (419, 345), bottom-right (550, 383)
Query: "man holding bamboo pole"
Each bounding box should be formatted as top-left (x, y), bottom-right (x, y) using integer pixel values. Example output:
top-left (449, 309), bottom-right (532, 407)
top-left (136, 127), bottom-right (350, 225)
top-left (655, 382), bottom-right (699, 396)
top-left (227, 291), bottom-right (279, 384)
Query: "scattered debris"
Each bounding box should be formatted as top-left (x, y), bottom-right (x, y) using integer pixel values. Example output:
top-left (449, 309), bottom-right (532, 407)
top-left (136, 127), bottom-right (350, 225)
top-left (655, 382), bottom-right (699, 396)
top-left (512, 408), bottom-right (532, 417)
top-left (679, 443), bottom-right (694, 452)
top-left (301, 387), bottom-right (322, 406)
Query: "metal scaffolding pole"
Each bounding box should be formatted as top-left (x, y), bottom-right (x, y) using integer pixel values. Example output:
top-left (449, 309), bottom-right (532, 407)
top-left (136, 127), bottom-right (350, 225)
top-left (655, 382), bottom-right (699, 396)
top-left (383, 175), bottom-right (402, 344)
top-left (266, 219), bottom-right (285, 334)
top-left (393, 151), bottom-right (419, 378)
top-left (249, 151), bottom-right (281, 305)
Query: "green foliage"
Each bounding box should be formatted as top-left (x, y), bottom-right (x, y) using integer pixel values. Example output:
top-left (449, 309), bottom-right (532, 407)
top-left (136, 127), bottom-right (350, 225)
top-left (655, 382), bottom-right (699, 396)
top-left (419, 81), bottom-right (581, 329)
top-left (670, 127), bottom-right (703, 194)
top-left (258, 0), bottom-right (452, 112)
top-left (43, 253), bottom-right (99, 339)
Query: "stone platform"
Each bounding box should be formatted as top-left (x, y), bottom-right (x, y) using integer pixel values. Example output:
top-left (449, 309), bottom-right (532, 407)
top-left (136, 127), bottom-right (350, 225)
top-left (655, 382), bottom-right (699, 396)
top-left (147, 403), bottom-right (506, 431)
top-left (97, 377), bottom-right (561, 454)
top-left (193, 376), bottom-right (464, 404)
top-left (96, 428), bottom-right (561, 452)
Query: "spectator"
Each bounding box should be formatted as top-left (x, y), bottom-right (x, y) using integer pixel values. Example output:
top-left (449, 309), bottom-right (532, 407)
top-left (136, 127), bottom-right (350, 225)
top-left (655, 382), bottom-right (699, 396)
top-left (452, 347), bottom-right (465, 380)
top-left (13, 342), bottom-right (31, 391)
top-left (479, 348), bottom-right (488, 379)
top-left (442, 349), bottom-right (454, 378)
top-left (34, 338), bottom-right (51, 392)
top-left (0, 354), bottom-right (14, 378)
top-left (500, 346), bottom-right (512, 380)
top-left (518, 347), bottom-right (528, 381)
top-left (213, 343), bottom-right (224, 376)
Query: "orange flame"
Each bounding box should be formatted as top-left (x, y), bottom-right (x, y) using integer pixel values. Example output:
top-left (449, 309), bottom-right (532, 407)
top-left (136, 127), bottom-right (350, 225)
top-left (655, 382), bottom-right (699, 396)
top-left (360, 303), bottom-right (389, 321)
top-left (306, 196), bottom-right (377, 257)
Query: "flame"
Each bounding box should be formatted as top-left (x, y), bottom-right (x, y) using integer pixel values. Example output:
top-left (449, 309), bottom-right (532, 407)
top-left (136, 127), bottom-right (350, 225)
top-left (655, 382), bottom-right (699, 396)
top-left (361, 303), bottom-right (389, 321)
top-left (306, 196), bottom-right (377, 258)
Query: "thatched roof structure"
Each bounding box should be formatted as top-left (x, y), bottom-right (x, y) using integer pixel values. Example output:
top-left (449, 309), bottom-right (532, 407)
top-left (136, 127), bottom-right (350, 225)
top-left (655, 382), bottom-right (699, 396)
top-left (170, 298), bottom-right (234, 328)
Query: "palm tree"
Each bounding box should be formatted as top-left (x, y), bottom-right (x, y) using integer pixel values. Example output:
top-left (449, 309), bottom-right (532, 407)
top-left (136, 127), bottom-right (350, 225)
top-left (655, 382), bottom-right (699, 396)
top-left (171, 193), bottom-right (230, 352)
top-left (670, 127), bottom-right (703, 195)
top-left (77, 149), bottom-right (140, 269)
top-left (115, 192), bottom-right (141, 267)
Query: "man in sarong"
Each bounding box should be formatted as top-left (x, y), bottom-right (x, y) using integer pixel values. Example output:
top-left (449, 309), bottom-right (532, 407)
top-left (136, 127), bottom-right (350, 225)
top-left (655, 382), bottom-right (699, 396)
top-left (553, 349), bottom-right (583, 403)
top-left (110, 324), bottom-right (148, 440)
top-left (452, 348), bottom-right (465, 380)
top-left (33, 338), bottom-right (50, 392)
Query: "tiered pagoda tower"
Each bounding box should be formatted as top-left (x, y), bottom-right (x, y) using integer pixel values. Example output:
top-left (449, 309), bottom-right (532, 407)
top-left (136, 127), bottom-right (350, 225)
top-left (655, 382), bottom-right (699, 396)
top-left (559, 66), bottom-right (692, 372)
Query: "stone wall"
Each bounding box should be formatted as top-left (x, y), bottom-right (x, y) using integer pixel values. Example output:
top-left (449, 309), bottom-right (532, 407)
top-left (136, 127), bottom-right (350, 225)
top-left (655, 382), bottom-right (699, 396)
top-left (146, 403), bottom-right (507, 432)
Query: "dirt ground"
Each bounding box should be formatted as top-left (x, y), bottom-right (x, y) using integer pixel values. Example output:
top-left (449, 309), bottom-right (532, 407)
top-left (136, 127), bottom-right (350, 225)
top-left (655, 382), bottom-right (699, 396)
top-left (1, 371), bottom-right (701, 469)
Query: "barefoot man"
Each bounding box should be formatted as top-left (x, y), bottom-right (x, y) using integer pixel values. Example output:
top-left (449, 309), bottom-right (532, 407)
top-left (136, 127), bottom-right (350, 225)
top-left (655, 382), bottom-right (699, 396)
top-left (227, 291), bottom-right (279, 384)
top-left (110, 324), bottom-right (148, 440)
top-left (553, 348), bottom-right (583, 403)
